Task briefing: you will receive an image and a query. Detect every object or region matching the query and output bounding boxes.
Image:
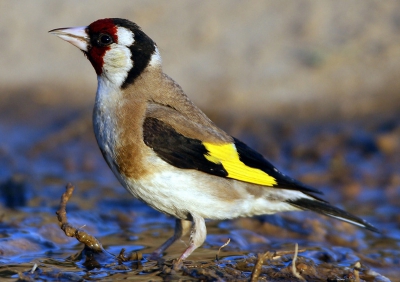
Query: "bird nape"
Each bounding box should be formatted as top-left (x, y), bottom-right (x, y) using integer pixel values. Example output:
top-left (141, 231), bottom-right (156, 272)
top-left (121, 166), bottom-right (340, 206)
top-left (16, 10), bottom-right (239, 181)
top-left (49, 18), bottom-right (378, 265)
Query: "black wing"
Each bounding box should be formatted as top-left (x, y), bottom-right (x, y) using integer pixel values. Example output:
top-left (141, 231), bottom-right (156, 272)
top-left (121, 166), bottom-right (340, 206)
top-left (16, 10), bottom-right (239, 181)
top-left (143, 117), bottom-right (322, 196)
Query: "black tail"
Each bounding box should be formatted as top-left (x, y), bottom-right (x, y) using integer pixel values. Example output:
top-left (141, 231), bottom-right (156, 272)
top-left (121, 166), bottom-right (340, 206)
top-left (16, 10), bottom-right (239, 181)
top-left (287, 198), bottom-right (379, 233)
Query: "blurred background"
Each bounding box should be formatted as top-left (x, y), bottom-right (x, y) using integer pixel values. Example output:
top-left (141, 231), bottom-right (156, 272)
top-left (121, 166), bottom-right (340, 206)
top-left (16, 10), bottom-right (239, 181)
top-left (2, 0), bottom-right (400, 118)
top-left (0, 1), bottom-right (399, 280)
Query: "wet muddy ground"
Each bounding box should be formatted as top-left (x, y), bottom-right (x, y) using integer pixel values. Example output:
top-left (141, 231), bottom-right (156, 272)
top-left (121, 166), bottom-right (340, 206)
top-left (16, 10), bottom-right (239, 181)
top-left (0, 91), bottom-right (398, 281)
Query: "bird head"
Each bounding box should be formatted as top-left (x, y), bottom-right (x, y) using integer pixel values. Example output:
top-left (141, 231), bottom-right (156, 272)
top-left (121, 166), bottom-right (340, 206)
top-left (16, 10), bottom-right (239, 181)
top-left (49, 18), bottom-right (161, 88)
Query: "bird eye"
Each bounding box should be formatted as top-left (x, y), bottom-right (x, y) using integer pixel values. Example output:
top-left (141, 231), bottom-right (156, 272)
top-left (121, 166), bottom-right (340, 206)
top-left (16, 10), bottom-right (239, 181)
top-left (98, 33), bottom-right (113, 46)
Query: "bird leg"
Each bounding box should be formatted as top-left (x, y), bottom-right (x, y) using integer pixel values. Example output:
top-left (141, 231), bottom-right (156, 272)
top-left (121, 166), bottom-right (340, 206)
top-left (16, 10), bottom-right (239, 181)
top-left (174, 214), bottom-right (206, 268)
top-left (150, 218), bottom-right (191, 259)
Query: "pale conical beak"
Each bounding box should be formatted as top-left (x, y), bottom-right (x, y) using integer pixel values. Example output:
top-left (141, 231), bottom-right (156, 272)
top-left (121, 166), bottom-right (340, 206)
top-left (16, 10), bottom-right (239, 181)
top-left (49, 26), bottom-right (89, 52)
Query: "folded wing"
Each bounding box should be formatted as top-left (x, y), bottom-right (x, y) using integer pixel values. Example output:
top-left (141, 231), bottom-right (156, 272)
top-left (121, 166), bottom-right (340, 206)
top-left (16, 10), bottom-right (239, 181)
top-left (143, 103), bottom-right (321, 195)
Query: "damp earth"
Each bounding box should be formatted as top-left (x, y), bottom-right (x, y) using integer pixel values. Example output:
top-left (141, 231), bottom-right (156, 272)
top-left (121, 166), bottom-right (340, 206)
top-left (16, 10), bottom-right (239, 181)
top-left (0, 91), bottom-right (398, 281)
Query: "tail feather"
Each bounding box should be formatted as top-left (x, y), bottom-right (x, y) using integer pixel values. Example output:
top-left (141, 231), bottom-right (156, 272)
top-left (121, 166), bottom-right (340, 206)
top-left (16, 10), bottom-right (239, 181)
top-left (287, 198), bottom-right (379, 233)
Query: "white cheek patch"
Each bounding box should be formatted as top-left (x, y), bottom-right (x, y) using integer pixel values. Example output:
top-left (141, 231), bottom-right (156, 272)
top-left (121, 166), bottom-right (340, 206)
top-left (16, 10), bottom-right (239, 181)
top-left (149, 46), bottom-right (162, 67)
top-left (117, 27), bottom-right (135, 46)
top-left (102, 45), bottom-right (133, 88)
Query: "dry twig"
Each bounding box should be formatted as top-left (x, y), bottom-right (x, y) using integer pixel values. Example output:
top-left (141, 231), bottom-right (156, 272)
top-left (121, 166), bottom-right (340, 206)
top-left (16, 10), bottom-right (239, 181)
top-left (56, 183), bottom-right (103, 252)
top-left (250, 251), bottom-right (275, 282)
top-left (250, 246), bottom-right (307, 281)
top-left (353, 261), bottom-right (361, 282)
top-left (30, 263), bottom-right (38, 274)
top-left (216, 238), bottom-right (231, 261)
top-left (273, 248), bottom-right (306, 259)
top-left (291, 243), bottom-right (306, 281)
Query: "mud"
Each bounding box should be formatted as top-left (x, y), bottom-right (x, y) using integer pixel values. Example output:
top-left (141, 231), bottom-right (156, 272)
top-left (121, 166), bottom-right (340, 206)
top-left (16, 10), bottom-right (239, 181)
top-left (0, 91), bottom-right (398, 281)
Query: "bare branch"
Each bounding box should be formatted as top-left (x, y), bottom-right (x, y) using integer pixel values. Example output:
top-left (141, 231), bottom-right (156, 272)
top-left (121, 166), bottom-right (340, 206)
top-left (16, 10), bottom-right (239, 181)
top-left (56, 183), bottom-right (103, 252)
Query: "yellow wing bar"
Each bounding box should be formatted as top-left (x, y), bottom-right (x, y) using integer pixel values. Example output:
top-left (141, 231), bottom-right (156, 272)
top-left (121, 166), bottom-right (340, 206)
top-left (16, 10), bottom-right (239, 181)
top-left (203, 142), bottom-right (277, 186)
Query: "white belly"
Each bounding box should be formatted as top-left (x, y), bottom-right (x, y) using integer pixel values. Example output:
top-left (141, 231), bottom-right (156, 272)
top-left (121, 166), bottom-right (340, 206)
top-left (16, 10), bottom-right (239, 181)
top-left (118, 153), bottom-right (304, 220)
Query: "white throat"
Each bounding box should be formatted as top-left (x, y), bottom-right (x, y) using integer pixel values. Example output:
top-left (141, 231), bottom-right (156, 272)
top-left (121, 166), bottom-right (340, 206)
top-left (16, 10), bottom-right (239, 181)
top-left (101, 44), bottom-right (133, 88)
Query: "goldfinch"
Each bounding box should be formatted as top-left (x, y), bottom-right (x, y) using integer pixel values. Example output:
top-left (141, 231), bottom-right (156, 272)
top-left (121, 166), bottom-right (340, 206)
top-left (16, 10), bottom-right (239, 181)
top-left (49, 18), bottom-right (378, 262)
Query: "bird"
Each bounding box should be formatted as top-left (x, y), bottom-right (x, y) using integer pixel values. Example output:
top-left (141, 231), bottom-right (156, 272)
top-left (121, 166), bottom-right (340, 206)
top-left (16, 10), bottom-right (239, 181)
top-left (49, 18), bottom-right (378, 264)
